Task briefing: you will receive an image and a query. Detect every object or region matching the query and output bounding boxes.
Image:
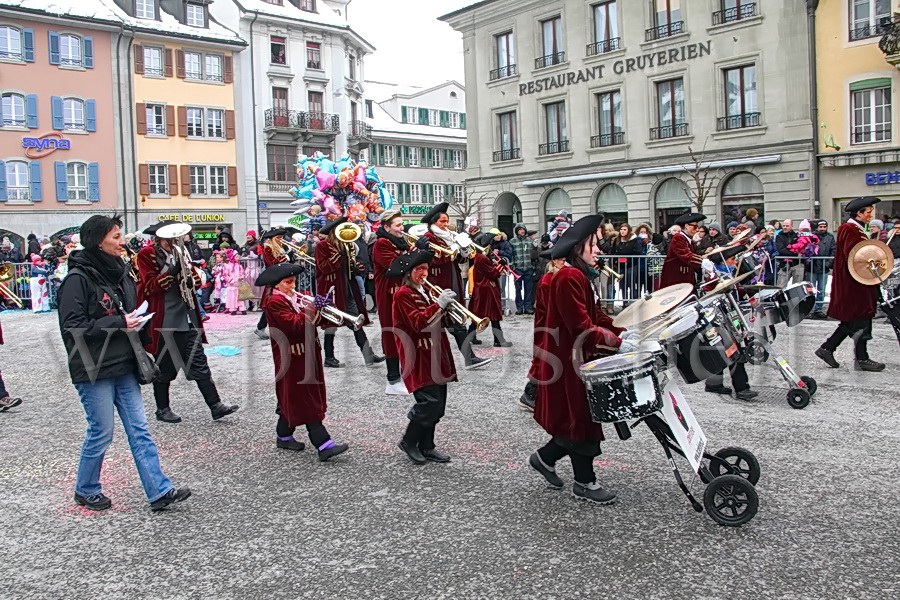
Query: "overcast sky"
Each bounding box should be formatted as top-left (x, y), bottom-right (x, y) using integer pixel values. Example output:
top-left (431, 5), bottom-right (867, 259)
top-left (350, 0), bottom-right (471, 90)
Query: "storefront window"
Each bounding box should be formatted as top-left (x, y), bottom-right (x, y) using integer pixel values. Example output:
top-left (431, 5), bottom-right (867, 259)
top-left (721, 172), bottom-right (764, 226)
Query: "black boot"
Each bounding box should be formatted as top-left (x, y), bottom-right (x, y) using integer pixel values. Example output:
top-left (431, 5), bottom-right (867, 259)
top-left (355, 328), bottom-right (384, 366)
top-left (323, 333), bottom-right (343, 368)
top-left (493, 324), bottom-right (512, 348)
top-left (399, 421), bottom-right (426, 465)
top-left (519, 381), bottom-right (537, 411)
top-left (153, 382), bottom-right (182, 422)
top-left (197, 379), bottom-right (239, 420)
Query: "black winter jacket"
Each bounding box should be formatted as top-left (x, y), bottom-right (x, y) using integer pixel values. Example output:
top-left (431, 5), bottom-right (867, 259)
top-left (809, 231), bottom-right (835, 273)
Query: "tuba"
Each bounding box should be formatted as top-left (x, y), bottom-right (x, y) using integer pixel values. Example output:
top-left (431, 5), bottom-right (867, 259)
top-left (333, 222), bottom-right (362, 279)
top-left (0, 263), bottom-right (23, 308)
top-left (155, 223), bottom-right (197, 310)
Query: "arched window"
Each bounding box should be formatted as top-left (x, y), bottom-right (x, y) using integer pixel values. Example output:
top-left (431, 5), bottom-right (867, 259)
top-left (67, 162), bottom-right (88, 201)
top-left (595, 183), bottom-right (628, 227)
top-left (1, 92), bottom-right (24, 127)
top-left (63, 98), bottom-right (85, 130)
top-left (5, 160), bottom-right (29, 201)
top-left (654, 178), bottom-right (691, 231)
top-left (0, 26), bottom-right (22, 60)
top-left (722, 172), bottom-right (764, 226)
top-left (543, 188), bottom-right (571, 230)
top-left (59, 34), bottom-right (81, 66)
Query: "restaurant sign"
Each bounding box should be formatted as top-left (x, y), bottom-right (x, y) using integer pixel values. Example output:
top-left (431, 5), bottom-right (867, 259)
top-left (158, 214), bottom-right (227, 222)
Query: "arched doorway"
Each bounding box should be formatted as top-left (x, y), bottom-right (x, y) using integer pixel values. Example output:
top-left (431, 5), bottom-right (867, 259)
top-left (494, 192), bottom-right (522, 239)
top-left (542, 188), bottom-right (571, 233)
top-left (721, 172), bottom-right (764, 227)
top-left (654, 178), bottom-right (692, 231)
top-left (595, 183), bottom-right (628, 228)
top-left (0, 229), bottom-right (25, 255)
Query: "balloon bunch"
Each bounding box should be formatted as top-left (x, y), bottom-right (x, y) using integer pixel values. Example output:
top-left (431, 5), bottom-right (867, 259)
top-left (289, 151), bottom-right (395, 232)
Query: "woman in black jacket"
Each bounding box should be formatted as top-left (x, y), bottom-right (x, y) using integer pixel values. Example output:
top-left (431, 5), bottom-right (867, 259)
top-left (611, 223), bottom-right (641, 301)
top-left (57, 214), bottom-right (190, 512)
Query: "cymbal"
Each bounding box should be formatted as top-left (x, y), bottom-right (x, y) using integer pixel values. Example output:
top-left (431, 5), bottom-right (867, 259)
top-left (730, 228), bottom-right (752, 245)
top-left (613, 283), bottom-right (693, 328)
top-left (702, 267), bottom-right (761, 296)
top-left (742, 283), bottom-right (781, 291)
top-left (848, 239), bottom-right (893, 285)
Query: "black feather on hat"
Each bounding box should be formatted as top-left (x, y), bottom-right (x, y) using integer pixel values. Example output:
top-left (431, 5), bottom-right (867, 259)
top-left (550, 214), bottom-right (605, 260)
top-left (674, 212), bottom-right (706, 227)
top-left (319, 216), bottom-right (348, 237)
top-left (260, 228), bottom-right (286, 242)
top-left (420, 202), bottom-right (450, 226)
top-left (845, 196), bottom-right (880, 215)
top-left (386, 250), bottom-right (433, 279)
top-left (255, 263), bottom-right (304, 287)
top-left (143, 220), bottom-right (178, 236)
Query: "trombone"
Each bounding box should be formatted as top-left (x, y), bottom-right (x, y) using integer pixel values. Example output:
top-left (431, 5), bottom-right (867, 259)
top-left (278, 238), bottom-right (316, 267)
top-left (0, 263), bottom-right (23, 308)
top-left (422, 278), bottom-right (489, 333)
top-left (296, 287), bottom-right (364, 330)
top-left (403, 224), bottom-right (458, 259)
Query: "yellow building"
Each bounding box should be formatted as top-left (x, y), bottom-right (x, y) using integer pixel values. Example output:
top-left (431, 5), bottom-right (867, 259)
top-left (817, 0), bottom-right (900, 222)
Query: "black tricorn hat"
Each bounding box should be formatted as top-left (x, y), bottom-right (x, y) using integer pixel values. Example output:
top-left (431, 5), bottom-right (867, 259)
top-left (709, 244), bottom-right (747, 264)
top-left (320, 216), bottom-right (348, 237)
top-left (550, 214), bottom-right (605, 260)
top-left (255, 263), bottom-right (304, 287)
top-left (386, 249), bottom-right (433, 278)
top-left (845, 196), bottom-right (880, 215)
top-left (260, 228), bottom-right (286, 242)
top-left (675, 212), bottom-right (706, 227)
top-left (143, 220), bottom-right (178, 236)
top-left (420, 202), bottom-right (450, 225)
top-left (539, 249), bottom-right (552, 259)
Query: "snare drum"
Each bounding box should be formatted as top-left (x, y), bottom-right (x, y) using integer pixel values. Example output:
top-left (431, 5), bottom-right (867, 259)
top-left (754, 289), bottom-right (784, 326)
top-left (580, 352), bottom-right (663, 423)
top-left (773, 281), bottom-right (815, 326)
top-left (736, 253), bottom-right (760, 278)
top-left (659, 303), bottom-right (736, 383)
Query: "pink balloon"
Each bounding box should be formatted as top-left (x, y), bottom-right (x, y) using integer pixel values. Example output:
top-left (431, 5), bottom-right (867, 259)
top-left (315, 168), bottom-right (336, 191)
top-left (322, 194), bottom-right (341, 216)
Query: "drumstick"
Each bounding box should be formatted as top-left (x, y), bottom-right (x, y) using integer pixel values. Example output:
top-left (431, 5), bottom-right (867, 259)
top-left (636, 309), bottom-right (691, 344)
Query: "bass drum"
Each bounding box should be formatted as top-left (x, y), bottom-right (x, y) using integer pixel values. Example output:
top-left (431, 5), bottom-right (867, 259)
top-left (736, 253), bottom-right (760, 278)
top-left (659, 304), bottom-right (736, 383)
top-left (580, 352), bottom-right (663, 423)
top-left (773, 281), bottom-right (815, 327)
top-left (754, 288), bottom-right (784, 326)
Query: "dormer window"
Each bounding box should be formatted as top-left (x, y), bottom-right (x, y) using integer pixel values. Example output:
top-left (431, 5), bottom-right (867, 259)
top-left (135, 0), bottom-right (157, 20)
top-left (299, 0), bottom-right (316, 12)
top-left (185, 3), bottom-right (207, 28)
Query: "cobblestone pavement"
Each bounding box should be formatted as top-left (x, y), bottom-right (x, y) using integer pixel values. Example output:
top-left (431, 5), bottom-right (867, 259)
top-left (0, 309), bottom-right (898, 599)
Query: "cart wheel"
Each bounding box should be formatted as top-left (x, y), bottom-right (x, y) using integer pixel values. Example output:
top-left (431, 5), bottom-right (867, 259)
top-left (703, 474), bottom-right (759, 527)
top-left (747, 338), bottom-right (769, 365)
top-left (709, 447), bottom-right (761, 485)
top-left (800, 376), bottom-right (818, 396)
top-left (786, 388), bottom-right (811, 410)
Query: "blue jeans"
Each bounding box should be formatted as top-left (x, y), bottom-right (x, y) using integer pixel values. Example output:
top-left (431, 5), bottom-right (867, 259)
top-left (355, 275), bottom-right (366, 304)
top-left (514, 269), bottom-right (534, 311)
top-left (74, 373), bottom-right (173, 502)
top-left (812, 270), bottom-right (829, 313)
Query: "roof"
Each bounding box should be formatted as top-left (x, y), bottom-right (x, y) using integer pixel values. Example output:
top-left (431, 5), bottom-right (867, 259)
top-left (365, 80), bottom-right (428, 103)
top-left (234, 0), bottom-right (374, 52)
top-left (438, 0), bottom-right (501, 22)
top-left (370, 101), bottom-right (466, 142)
top-left (0, 0), bottom-right (121, 24)
top-left (135, 5), bottom-right (245, 45)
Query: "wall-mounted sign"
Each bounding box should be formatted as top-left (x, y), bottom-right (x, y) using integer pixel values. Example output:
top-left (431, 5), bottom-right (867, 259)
top-left (518, 40), bottom-right (712, 97)
top-left (158, 214), bottom-right (227, 222)
top-left (23, 133), bottom-right (71, 159)
top-left (865, 171), bottom-right (900, 185)
top-left (399, 204), bottom-right (433, 215)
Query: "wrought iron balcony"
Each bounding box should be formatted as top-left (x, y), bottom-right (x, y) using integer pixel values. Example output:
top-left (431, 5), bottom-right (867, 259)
top-left (2, 118), bottom-right (25, 127)
top-left (716, 112), bottom-right (761, 131)
top-left (535, 52), bottom-right (565, 69)
top-left (649, 122), bottom-right (689, 140)
top-left (586, 38), bottom-right (620, 57)
top-left (645, 21), bottom-right (684, 42)
top-left (538, 140), bottom-right (569, 155)
top-left (590, 132), bottom-right (625, 148)
top-left (712, 3), bottom-right (757, 26)
top-left (263, 181), bottom-right (295, 193)
top-left (493, 148), bottom-right (520, 162)
top-left (143, 66), bottom-right (164, 77)
top-left (489, 64), bottom-right (517, 81)
top-left (851, 129), bottom-right (892, 144)
top-left (0, 50), bottom-right (22, 60)
top-left (349, 120), bottom-right (372, 139)
top-left (852, 21), bottom-right (889, 42)
top-left (264, 108), bottom-right (340, 133)
top-left (878, 17), bottom-right (900, 57)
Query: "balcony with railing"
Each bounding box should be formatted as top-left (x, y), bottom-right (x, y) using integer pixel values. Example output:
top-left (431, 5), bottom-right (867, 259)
top-left (0, 49), bottom-right (22, 60)
top-left (538, 140), bottom-right (569, 155)
top-left (650, 122), bottom-right (689, 140)
top-left (712, 3), bottom-right (757, 26)
top-left (349, 120), bottom-right (373, 139)
top-left (851, 129), bottom-right (892, 144)
top-left (645, 21), bottom-right (684, 42)
top-left (590, 131), bottom-right (625, 148)
top-left (586, 38), bottom-right (620, 57)
top-left (264, 108), bottom-right (340, 133)
top-left (535, 52), bottom-right (565, 69)
top-left (716, 112), bottom-right (761, 131)
top-left (853, 20), bottom-right (890, 42)
top-left (2, 117), bottom-right (25, 127)
top-left (493, 148), bottom-right (521, 162)
top-left (489, 64), bottom-right (517, 81)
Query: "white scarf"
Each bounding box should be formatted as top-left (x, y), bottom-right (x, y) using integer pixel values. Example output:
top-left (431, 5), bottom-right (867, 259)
top-left (429, 224), bottom-right (456, 247)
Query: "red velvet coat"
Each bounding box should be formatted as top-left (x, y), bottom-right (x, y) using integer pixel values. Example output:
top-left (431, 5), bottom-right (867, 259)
top-left (372, 236), bottom-right (409, 358)
top-left (260, 244), bottom-right (288, 309)
top-left (659, 233), bottom-right (703, 289)
top-left (136, 243), bottom-right (206, 356)
top-left (828, 221), bottom-right (878, 322)
top-left (468, 253), bottom-right (504, 322)
top-left (314, 239), bottom-right (370, 326)
top-left (266, 291), bottom-right (327, 427)
top-left (528, 271), bottom-right (555, 381)
top-left (392, 285), bottom-right (457, 393)
top-left (534, 266), bottom-right (623, 442)
top-left (423, 231), bottom-right (465, 296)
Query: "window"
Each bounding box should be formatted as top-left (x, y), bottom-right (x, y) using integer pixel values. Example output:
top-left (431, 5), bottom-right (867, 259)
top-left (452, 149), bottom-right (465, 168)
top-left (59, 34), bottom-right (82, 67)
top-left (189, 165), bottom-right (207, 195)
top-left (143, 46), bottom-right (163, 76)
top-left (542, 101), bottom-right (568, 154)
top-left (206, 108), bottom-right (224, 138)
top-left (184, 51), bottom-right (202, 79)
top-left (146, 103), bottom-right (165, 135)
top-left (428, 109), bottom-right (440, 126)
top-left (5, 161), bottom-right (29, 201)
top-left (454, 185), bottom-right (464, 204)
top-left (348, 54), bottom-right (356, 80)
top-left (209, 166), bottom-right (227, 195)
top-left (596, 184), bottom-right (628, 225)
top-left (590, 1), bottom-right (620, 55)
top-left (594, 90), bottom-right (624, 147)
top-left (63, 98), bottom-right (85, 130)
top-left (267, 144), bottom-right (296, 181)
top-left (448, 112), bottom-right (460, 128)
top-left (205, 54), bottom-right (223, 82)
top-left (721, 173), bottom-right (764, 226)
top-left (148, 164), bottom-right (168, 195)
top-left (271, 36), bottom-right (286, 64)
top-left (492, 31), bottom-right (516, 80)
top-left (495, 111), bottom-right (519, 161)
top-left (383, 145), bottom-right (395, 166)
top-left (654, 178), bottom-right (691, 229)
top-left (720, 65), bottom-right (759, 130)
top-left (653, 78), bottom-right (687, 139)
top-left (432, 148), bottom-right (442, 168)
top-left (1, 93), bottom-right (25, 127)
top-left (67, 162), bottom-right (88, 201)
top-left (308, 91), bottom-right (323, 114)
top-left (306, 42), bottom-right (321, 69)
top-left (300, 0), bottom-right (316, 11)
top-left (385, 183), bottom-right (397, 201)
top-left (0, 26), bottom-right (22, 60)
top-left (182, 51), bottom-right (223, 82)
top-left (713, 0), bottom-right (758, 26)
top-left (538, 17), bottom-right (564, 68)
top-left (135, 0), bottom-right (156, 19)
top-left (408, 147), bottom-right (420, 167)
top-left (262, 0), bottom-right (283, 4)
top-left (850, 0), bottom-right (891, 41)
top-left (365, 99), bottom-right (374, 119)
top-left (185, 3), bottom-right (206, 28)
top-left (543, 188), bottom-right (571, 229)
top-left (410, 183), bottom-right (421, 203)
top-left (647, 0), bottom-right (684, 41)
top-left (852, 85), bottom-right (892, 144)
top-left (186, 107), bottom-right (203, 137)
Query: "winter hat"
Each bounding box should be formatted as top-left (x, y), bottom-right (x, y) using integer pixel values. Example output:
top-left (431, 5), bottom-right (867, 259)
top-left (246, 230), bottom-right (257, 238)
top-left (799, 219), bottom-right (811, 231)
top-left (708, 222), bottom-right (722, 233)
top-left (727, 221), bottom-right (739, 229)
top-left (540, 234), bottom-right (551, 244)
top-left (870, 219), bottom-right (885, 231)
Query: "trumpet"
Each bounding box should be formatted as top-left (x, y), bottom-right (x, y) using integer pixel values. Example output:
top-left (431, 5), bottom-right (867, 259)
top-left (593, 256), bottom-right (624, 281)
top-left (403, 224), bottom-right (458, 259)
top-left (454, 232), bottom-right (489, 256)
top-left (155, 223), bottom-right (197, 310)
top-left (278, 238), bottom-right (315, 267)
top-left (490, 250), bottom-right (521, 281)
top-left (300, 286), bottom-right (364, 330)
top-left (421, 278), bottom-right (489, 333)
top-left (0, 263), bottom-right (23, 308)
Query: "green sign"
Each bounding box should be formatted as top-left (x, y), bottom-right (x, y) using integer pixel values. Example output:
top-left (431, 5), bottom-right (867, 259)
top-left (399, 205), bottom-right (432, 215)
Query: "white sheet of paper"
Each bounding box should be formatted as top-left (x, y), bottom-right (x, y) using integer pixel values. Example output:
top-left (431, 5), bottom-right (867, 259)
top-left (136, 313), bottom-right (154, 331)
top-left (135, 301), bottom-right (149, 316)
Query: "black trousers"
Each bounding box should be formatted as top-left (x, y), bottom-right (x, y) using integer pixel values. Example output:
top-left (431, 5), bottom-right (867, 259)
top-left (447, 324), bottom-right (475, 360)
top-left (257, 312), bottom-right (267, 331)
top-left (822, 319), bottom-right (873, 360)
top-left (323, 327), bottom-right (374, 361)
top-left (537, 438), bottom-right (597, 484)
top-left (276, 414), bottom-right (330, 449)
top-left (0, 367), bottom-right (8, 399)
top-left (152, 328), bottom-right (219, 410)
top-left (706, 361), bottom-right (750, 392)
top-left (403, 384), bottom-right (447, 451)
top-left (468, 320), bottom-right (505, 343)
top-left (386, 356), bottom-right (402, 384)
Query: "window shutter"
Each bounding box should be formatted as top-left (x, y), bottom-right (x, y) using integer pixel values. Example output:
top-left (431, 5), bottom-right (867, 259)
top-left (176, 50), bottom-right (186, 78)
top-left (445, 184), bottom-right (453, 200)
top-left (30, 161), bottom-right (42, 202)
top-left (225, 110), bottom-right (236, 139)
top-left (54, 161), bottom-right (67, 202)
top-left (25, 94), bottom-right (38, 128)
top-left (439, 110), bottom-right (449, 127)
top-left (136, 102), bottom-right (147, 135)
top-left (180, 165), bottom-right (191, 195)
top-left (444, 149), bottom-right (452, 167)
top-left (426, 184), bottom-right (433, 203)
top-left (134, 44), bottom-right (144, 74)
top-left (85, 100), bottom-right (97, 132)
top-left (168, 165), bottom-right (178, 195)
top-left (460, 113), bottom-right (467, 129)
top-left (463, 150), bottom-right (468, 167)
top-left (227, 166), bottom-right (238, 195)
top-left (164, 49), bottom-right (173, 77)
top-left (401, 106), bottom-right (408, 124)
top-left (424, 147), bottom-right (431, 167)
top-left (223, 55), bottom-right (234, 83)
top-left (51, 96), bottom-right (63, 130)
top-left (177, 106), bottom-right (188, 137)
top-left (418, 108), bottom-right (428, 125)
top-left (139, 163), bottom-right (150, 195)
top-left (165, 105), bottom-right (175, 136)
top-left (23, 28), bottom-right (34, 62)
top-left (83, 36), bottom-right (94, 68)
top-left (88, 163), bottom-right (100, 201)
top-left (0, 161), bottom-right (6, 201)
top-left (48, 31), bottom-right (60, 65)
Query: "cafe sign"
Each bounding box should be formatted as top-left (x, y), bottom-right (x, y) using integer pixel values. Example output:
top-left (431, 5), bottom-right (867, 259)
top-left (158, 213), bottom-right (227, 222)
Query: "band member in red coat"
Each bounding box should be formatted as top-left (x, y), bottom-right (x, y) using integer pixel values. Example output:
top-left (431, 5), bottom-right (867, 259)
top-left (0, 318), bottom-right (23, 411)
top-left (372, 210), bottom-right (412, 395)
top-left (416, 202), bottom-right (490, 369)
top-left (659, 213), bottom-right (707, 290)
top-left (315, 217), bottom-right (384, 368)
top-left (137, 222), bottom-right (239, 423)
top-left (466, 233), bottom-right (511, 347)
top-left (389, 250), bottom-right (458, 465)
top-left (252, 228), bottom-right (290, 340)
top-left (528, 214), bottom-right (634, 505)
top-left (257, 263), bottom-right (349, 462)
top-left (816, 196), bottom-right (885, 372)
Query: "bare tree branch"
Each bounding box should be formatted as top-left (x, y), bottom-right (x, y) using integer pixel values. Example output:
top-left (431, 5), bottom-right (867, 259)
top-left (448, 190), bottom-right (488, 222)
top-left (682, 139), bottom-right (720, 214)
